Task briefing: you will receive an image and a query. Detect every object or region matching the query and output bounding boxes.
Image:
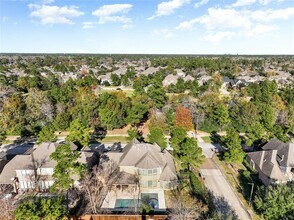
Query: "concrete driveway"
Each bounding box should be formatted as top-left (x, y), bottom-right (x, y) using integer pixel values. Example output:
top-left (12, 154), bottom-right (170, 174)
top-left (200, 159), bottom-right (251, 220)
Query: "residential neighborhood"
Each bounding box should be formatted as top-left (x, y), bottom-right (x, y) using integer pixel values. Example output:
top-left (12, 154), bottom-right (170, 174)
top-left (0, 54), bottom-right (293, 219)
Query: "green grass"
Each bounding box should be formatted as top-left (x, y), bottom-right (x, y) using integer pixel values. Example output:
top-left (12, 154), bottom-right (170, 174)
top-left (202, 136), bottom-right (212, 143)
top-left (100, 136), bottom-right (128, 143)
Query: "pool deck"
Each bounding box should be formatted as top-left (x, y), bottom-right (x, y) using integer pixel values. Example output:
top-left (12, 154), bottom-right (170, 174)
top-left (101, 188), bottom-right (166, 209)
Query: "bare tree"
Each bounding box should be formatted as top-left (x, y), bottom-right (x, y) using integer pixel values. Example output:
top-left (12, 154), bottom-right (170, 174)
top-left (0, 197), bottom-right (15, 219)
top-left (168, 190), bottom-right (201, 220)
top-left (79, 159), bottom-right (121, 214)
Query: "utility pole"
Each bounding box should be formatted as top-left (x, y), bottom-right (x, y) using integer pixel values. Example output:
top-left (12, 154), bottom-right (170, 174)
top-left (248, 182), bottom-right (254, 206)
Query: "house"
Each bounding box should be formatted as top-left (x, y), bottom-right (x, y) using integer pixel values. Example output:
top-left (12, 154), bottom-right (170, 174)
top-left (162, 74), bottom-right (179, 87)
top-left (197, 75), bottom-right (211, 86)
top-left (101, 139), bottom-right (178, 210)
top-left (247, 139), bottom-right (294, 185)
top-left (175, 69), bottom-right (185, 77)
top-left (139, 67), bottom-right (159, 76)
top-left (98, 73), bottom-right (112, 85)
top-left (183, 75), bottom-right (195, 82)
top-left (0, 142), bottom-right (97, 193)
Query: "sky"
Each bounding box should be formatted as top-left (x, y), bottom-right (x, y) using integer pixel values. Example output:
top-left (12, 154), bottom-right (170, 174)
top-left (0, 0), bottom-right (294, 54)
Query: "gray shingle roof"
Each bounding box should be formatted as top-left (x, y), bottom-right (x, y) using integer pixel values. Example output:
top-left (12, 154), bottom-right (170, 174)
top-left (262, 138), bottom-right (294, 167)
top-left (0, 142), bottom-right (95, 185)
top-left (0, 155), bottom-right (32, 184)
top-left (247, 150), bottom-right (288, 182)
top-left (107, 139), bottom-right (177, 182)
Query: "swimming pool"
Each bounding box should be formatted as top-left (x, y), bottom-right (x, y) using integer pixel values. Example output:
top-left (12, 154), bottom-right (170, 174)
top-left (114, 199), bottom-right (137, 208)
top-left (114, 193), bottom-right (159, 209)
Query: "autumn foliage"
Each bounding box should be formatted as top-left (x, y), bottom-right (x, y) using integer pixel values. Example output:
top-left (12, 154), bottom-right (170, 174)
top-left (175, 106), bottom-right (193, 131)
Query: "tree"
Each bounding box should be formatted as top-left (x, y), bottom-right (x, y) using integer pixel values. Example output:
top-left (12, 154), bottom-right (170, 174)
top-left (70, 87), bottom-right (99, 126)
top-left (229, 101), bottom-right (260, 132)
top-left (211, 104), bottom-right (230, 130)
top-left (110, 73), bottom-right (121, 86)
top-left (168, 191), bottom-right (200, 220)
top-left (0, 94), bottom-right (26, 135)
top-left (188, 80), bottom-right (199, 97)
top-left (37, 125), bottom-right (57, 143)
top-left (127, 94), bottom-right (151, 125)
top-left (0, 197), bottom-right (14, 220)
top-left (245, 122), bottom-right (266, 146)
top-left (0, 130), bottom-right (6, 144)
top-left (254, 182), bottom-right (294, 220)
top-left (53, 111), bottom-right (71, 131)
top-left (147, 86), bottom-right (168, 109)
top-left (222, 127), bottom-right (244, 164)
top-left (98, 91), bottom-right (130, 130)
top-left (80, 160), bottom-right (120, 214)
top-left (66, 119), bottom-right (90, 147)
top-left (170, 126), bottom-right (187, 149)
top-left (25, 88), bottom-right (54, 129)
top-left (173, 77), bottom-right (185, 93)
top-left (258, 103), bottom-right (275, 131)
top-left (165, 108), bottom-right (175, 133)
top-left (178, 137), bottom-right (204, 170)
top-left (175, 106), bottom-right (193, 131)
top-left (14, 197), bottom-right (67, 220)
top-left (127, 126), bottom-right (140, 141)
top-left (148, 127), bottom-right (166, 149)
top-left (50, 143), bottom-right (85, 192)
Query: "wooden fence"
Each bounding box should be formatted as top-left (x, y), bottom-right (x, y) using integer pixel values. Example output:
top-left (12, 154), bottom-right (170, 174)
top-left (75, 215), bottom-right (168, 220)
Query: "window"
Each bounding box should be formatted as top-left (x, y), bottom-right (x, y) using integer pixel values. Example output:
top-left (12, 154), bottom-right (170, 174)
top-left (148, 169), bottom-right (153, 176)
top-left (148, 180), bottom-right (153, 188)
top-left (139, 168), bottom-right (159, 176)
top-left (142, 180), bottom-right (148, 188)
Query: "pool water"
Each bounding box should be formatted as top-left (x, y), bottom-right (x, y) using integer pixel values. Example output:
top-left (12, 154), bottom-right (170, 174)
top-left (114, 193), bottom-right (159, 209)
top-left (115, 199), bottom-right (137, 208)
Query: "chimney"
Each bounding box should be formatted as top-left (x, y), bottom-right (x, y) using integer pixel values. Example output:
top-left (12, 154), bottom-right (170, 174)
top-left (271, 150), bottom-right (278, 164)
top-left (259, 151), bottom-right (265, 170)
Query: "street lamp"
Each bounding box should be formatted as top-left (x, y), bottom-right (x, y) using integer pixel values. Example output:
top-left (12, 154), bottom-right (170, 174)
top-left (248, 182), bottom-right (254, 206)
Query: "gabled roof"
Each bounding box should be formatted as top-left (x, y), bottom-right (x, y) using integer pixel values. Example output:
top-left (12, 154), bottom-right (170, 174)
top-left (247, 150), bottom-right (288, 182)
top-left (107, 139), bottom-right (177, 182)
top-left (162, 74), bottom-right (179, 85)
top-left (159, 163), bottom-right (177, 181)
top-left (135, 152), bottom-right (162, 169)
top-left (119, 139), bottom-right (163, 167)
top-left (0, 142), bottom-right (95, 185)
top-left (262, 138), bottom-right (294, 167)
top-left (0, 155), bottom-right (33, 184)
top-left (33, 142), bottom-right (58, 168)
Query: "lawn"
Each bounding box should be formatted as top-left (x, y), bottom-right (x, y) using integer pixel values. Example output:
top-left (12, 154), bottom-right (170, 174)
top-left (100, 136), bottom-right (128, 143)
top-left (201, 136), bottom-right (212, 143)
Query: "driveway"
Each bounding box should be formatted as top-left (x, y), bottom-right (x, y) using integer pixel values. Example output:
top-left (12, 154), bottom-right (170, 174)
top-left (200, 159), bottom-right (251, 220)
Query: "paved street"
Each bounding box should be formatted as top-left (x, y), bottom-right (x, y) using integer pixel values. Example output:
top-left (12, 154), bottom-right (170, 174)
top-left (200, 159), bottom-right (251, 220)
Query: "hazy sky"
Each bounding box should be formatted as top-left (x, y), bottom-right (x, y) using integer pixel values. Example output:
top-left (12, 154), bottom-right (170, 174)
top-left (1, 0), bottom-right (294, 54)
